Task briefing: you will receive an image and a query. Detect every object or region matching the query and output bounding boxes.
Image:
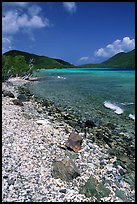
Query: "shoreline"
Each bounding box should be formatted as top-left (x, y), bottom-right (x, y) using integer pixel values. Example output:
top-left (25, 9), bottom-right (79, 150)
top-left (2, 77), bottom-right (135, 202)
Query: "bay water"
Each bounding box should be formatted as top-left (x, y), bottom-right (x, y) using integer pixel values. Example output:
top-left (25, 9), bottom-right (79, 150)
top-left (27, 68), bottom-right (135, 133)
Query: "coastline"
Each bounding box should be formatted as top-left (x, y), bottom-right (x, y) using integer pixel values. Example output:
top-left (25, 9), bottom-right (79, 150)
top-left (2, 77), bottom-right (135, 202)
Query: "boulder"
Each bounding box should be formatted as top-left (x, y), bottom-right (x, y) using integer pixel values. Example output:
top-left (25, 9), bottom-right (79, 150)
top-left (52, 158), bottom-right (80, 181)
top-left (16, 93), bottom-right (28, 102)
top-left (12, 99), bottom-right (24, 106)
top-left (2, 90), bottom-right (15, 98)
top-left (79, 175), bottom-right (110, 201)
top-left (84, 119), bottom-right (95, 128)
top-left (65, 132), bottom-right (83, 152)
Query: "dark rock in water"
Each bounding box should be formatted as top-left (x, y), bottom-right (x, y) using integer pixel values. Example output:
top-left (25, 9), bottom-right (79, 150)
top-left (2, 90), bottom-right (15, 98)
top-left (12, 99), bottom-right (24, 106)
top-left (124, 172), bottom-right (135, 190)
top-left (94, 128), bottom-right (103, 139)
top-left (104, 122), bottom-right (116, 130)
top-left (116, 154), bottom-right (130, 164)
top-left (17, 86), bottom-right (33, 98)
top-left (84, 119), bottom-right (96, 137)
top-left (16, 93), bottom-right (29, 102)
top-left (52, 158), bottom-right (80, 181)
top-left (127, 145), bottom-right (135, 157)
top-left (65, 132), bottom-right (83, 152)
top-left (115, 187), bottom-right (131, 202)
top-left (103, 136), bottom-right (112, 147)
top-left (84, 119), bottom-right (95, 128)
top-left (79, 175), bottom-right (110, 201)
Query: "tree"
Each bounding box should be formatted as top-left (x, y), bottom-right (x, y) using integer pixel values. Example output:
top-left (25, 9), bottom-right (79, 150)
top-left (2, 55), bottom-right (30, 79)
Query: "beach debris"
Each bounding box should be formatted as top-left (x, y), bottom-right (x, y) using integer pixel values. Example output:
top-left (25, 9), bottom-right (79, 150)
top-left (79, 175), bottom-right (110, 201)
top-left (65, 132), bottom-right (83, 152)
top-left (12, 99), bottom-right (24, 106)
top-left (2, 90), bottom-right (15, 98)
top-left (52, 158), bottom-right (80, 181)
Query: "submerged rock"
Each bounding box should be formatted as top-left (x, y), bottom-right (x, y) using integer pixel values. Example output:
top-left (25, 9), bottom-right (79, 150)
top-left (2, 90), bottom-right (15, 98)
top-left (79, 175), bottom-right (110, 201)
top-left (52, 158), bottom-right (80, 181)
top-left (65, 132), bottom-right (83, 152)
top-left (84, 119), bottom-right (95, 128)
top-left (12, 99), bottom-right (24, 106)
top-left (115, 187), bottom-right (131, 202)
top-left (16, 93), bottom-right (29, 102)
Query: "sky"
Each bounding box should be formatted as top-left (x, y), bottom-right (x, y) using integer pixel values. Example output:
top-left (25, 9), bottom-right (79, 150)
top-left (2, 2), bottom-right (135, 65)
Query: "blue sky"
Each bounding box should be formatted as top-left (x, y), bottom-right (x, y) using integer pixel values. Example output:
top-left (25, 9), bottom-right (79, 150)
top-left (2, 2), bottom-right (135, 65)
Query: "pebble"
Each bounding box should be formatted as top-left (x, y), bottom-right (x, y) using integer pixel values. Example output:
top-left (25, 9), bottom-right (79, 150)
top-left (2, 80), bottom-right (135, 202)
top-left (59, 189), bottom-right (67, 193)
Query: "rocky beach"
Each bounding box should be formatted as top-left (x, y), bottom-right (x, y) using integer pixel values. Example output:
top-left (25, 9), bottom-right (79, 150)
top-left (2, 77), bottom-right (135, 202)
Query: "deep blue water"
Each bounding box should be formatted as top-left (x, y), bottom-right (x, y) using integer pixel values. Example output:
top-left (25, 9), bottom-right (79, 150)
top-left (28, 68), bottom-right (135, 129)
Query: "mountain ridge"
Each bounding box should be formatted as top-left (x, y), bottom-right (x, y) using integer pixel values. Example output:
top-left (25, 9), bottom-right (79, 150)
top-left (3, 50), bottom-right (74, 69)
top-left (3, 49), bottom-right (135, 71)
top-left (78, 49), bottom-right (135, 68)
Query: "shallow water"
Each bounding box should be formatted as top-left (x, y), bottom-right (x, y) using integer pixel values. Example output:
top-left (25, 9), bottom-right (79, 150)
top-left (27, 68), bottom-right (135, 132)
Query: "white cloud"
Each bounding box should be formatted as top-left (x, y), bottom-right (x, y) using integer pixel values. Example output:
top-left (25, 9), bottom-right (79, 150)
top-left (78, 56), bottom-right (89, 61)
top-left (6, 2), bottom-right (29, 7)
top-left (95, 37), bottom-right (135, 58)
top-left (2, 36), bottom-right (13, 53)
top-left (2, 3), bottom-right (51, 52)
top-left (28, 5), bottom-right (42, 16)
top-left (63, 2), bottom-right (77, 13)
top-left (2, 10), bottom-right (50, 35)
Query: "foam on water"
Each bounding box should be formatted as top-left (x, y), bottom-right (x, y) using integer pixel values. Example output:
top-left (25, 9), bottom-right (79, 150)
top-left (129, 114), bottom-right (135, 121)
top-left (57, 76), bottom-right (66, 79)
top-left (121, 102), bottom-right (134, 106)
top-left (104, 101), bottom-right (124, 115)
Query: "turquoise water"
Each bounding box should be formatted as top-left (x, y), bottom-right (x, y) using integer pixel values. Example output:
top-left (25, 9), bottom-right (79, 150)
top-left (28, 68), bottom-right (135, 129)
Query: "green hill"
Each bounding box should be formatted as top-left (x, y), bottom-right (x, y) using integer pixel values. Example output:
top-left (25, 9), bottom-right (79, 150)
top-left (3, 50), bottom-right (75, 69)
top-left (78, 49), bottom-right (135, 68)
top-left (2, 49), bottom-right (135, 80)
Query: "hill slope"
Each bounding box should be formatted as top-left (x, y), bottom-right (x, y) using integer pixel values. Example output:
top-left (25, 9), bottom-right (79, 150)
top-left (78, 49), bottom-right (135, 68)
top-left (3, 50), bottom-right (75, 69)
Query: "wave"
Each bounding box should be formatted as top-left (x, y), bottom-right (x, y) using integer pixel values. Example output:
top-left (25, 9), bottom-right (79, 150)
top-left (120, 102), bottom-right (134, 106)
top-left (57, 76), bottom-right (66, 80)
top-left (103, 101), bottom-right (124, 115)
top-left (129, 114), bottom-right (135, 121)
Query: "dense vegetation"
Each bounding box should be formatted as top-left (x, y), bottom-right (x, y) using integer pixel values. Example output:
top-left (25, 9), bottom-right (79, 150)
top-left (78, 49), bottom-right (135, 68)
top-left (3, 50), bottom-right (74, 69)
top-left (2, 50), bottom-right (75, 79)
top-left (2, 49), bottom-right (135, 80)
top-left (2, 55), bottom-right (31, 80)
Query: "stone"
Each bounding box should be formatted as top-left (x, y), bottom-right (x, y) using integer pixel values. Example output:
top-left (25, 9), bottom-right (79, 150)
top-left (65, 132), bottom-right (83, 152)
top-left (16, 93), bottom-right (28, 102)
top-left (3, 90), bottom-right (15, 98)
top-left (59, 189), bottom-right (67, 193)
top-left (12, 99), bottom-right (24, 106)
top-left (3, 175), bottom-right (8, 179)
top-left (79, 175), bottom-right (110, 201)
top-left (115, 187), bottom-right (130, 202)
top-left (8, 179), bottom-right (15, 185)
top-left (104, 122), bottom-right (116, 130)
top-left (84, 120), bottom-right (95, 128)
top-left (52, 158), bottom-right (80, 181)
top-left (124, 172), bottom-right (135, 190)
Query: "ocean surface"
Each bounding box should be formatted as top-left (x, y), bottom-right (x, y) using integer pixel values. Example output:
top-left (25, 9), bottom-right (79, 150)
top-left (27, 68), bottom-right (135, 131)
